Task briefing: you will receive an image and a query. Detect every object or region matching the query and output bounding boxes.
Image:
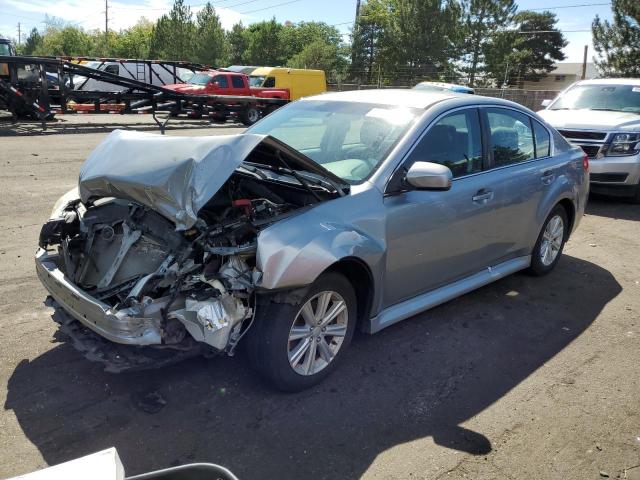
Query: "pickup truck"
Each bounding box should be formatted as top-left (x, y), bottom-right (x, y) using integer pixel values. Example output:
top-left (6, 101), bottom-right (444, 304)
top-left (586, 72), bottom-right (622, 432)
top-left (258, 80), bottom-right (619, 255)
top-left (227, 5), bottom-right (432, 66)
top-left (164, 70), bottom-right (289, 125)
top-left (538, 78), bottom-right (640, 202)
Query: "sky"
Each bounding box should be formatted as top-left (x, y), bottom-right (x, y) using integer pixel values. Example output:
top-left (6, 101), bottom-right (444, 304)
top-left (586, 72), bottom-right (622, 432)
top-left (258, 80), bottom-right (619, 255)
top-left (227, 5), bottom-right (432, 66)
top-left (0, 0), bottom-right (615, 63)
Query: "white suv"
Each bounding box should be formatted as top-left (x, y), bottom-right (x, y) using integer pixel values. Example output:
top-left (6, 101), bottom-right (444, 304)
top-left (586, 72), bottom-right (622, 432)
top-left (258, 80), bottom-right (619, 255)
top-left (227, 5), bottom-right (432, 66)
top-left (538, 79), bottom-right (640, 202)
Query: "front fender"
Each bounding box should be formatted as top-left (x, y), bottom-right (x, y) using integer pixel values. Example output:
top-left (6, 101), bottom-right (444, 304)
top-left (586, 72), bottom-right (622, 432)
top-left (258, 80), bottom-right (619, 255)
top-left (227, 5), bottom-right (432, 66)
top-left (256, 214), bottom-right (385, 291)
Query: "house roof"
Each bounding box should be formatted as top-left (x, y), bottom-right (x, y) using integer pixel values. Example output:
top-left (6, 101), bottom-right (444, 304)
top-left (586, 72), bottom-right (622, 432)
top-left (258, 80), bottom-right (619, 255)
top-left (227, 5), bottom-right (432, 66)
top-left (549, 62), bottom-right (598, 78)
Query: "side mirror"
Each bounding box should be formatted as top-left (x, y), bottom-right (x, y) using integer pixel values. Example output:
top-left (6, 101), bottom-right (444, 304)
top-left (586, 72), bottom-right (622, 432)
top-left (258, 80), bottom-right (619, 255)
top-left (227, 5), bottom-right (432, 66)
top-left (405, 161), bottom-right (452, 190)
top-left (540, 99), bottom-right (552, 108)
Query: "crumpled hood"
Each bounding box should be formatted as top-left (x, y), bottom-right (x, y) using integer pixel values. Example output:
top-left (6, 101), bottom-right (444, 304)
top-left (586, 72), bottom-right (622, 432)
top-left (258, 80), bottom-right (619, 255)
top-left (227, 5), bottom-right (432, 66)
top-left (538, 109), bottom-right (640, 132)
top-left (79, 130), bottom-right (266, 230)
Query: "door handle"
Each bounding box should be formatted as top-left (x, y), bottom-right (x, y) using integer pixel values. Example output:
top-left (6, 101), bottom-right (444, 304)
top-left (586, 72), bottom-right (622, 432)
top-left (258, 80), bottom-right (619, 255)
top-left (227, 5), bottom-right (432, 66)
top-left (541, 170), bottom-right (555, 185)
top-left (472, 189), bottom-right (494, 204)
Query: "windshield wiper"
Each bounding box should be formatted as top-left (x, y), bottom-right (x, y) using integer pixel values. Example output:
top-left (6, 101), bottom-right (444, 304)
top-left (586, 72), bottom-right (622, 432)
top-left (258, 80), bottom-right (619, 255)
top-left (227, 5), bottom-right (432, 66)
top-left (274, 151), bottom-right (322, 201)
top-left (297, 171), bottom-right (347, 197)
top-left (238, 164), bottom-right (268, 180)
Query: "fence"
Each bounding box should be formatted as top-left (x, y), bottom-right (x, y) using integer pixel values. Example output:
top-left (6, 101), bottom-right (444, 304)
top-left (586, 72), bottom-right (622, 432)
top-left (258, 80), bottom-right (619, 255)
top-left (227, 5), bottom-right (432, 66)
top-left (327, 83), bottom-right (560, 111)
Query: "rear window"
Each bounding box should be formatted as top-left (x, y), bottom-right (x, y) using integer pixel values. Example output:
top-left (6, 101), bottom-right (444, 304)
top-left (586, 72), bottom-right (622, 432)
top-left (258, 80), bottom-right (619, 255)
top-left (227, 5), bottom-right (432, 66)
top-left (231, 75), bottom-right (244, 88)
top-left (533, 120), bottom-right (551, 158)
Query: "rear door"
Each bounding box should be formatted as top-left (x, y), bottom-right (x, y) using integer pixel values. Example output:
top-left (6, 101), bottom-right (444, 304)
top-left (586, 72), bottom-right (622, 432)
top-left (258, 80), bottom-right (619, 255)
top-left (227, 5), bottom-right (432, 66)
top-left (479, 107), bottom-right (554, 258)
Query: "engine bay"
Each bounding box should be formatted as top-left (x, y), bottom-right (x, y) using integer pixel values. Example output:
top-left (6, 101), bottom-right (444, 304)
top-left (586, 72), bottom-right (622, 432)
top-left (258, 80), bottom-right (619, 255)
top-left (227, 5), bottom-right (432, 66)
top-left (39, 170), bottom-right (336, 357)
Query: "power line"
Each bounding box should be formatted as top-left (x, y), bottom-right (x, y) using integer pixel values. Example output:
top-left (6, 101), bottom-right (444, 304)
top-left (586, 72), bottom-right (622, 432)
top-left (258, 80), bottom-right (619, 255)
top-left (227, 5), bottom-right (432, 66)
top-left (239, 0), bottom-right (304, 14)
top-left (528, 2), bottom-right (610, 10)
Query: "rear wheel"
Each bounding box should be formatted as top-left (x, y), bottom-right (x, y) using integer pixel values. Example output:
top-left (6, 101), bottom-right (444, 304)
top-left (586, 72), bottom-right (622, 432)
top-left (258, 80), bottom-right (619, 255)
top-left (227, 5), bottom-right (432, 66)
top-left (527, 205), bottom-right (568, 276)
top-left (240, 106), bottom-right (260, 126)
top-left (246, 272), bottom-right (357, 392)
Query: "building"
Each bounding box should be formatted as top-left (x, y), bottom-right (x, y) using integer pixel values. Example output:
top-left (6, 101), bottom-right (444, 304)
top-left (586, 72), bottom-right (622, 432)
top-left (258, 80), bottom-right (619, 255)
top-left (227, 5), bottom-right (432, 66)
top-left (520, 62), bottom-right (598, 91)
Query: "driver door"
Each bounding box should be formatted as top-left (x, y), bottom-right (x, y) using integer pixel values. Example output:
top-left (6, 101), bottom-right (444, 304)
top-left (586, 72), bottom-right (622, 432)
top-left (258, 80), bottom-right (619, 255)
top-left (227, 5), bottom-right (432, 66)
top-left (382, 108), bottom-right (505, 306)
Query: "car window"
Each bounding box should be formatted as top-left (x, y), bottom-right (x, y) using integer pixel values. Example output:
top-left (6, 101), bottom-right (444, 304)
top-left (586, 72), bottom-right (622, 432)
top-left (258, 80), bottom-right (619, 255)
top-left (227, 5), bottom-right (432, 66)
top-left (486, 108), bottom-right (535, 167)
top-left (533, 120), bottom-right (551, 158)
top-left (264, 76), bottom-right (276, 88)
top-left (406, 109), bottom-right (483, 178)
top-left (213, 75), bottom-right (228, 88)
top-left (231, 75), bottom-right (244, 88)
top-left (104, 64), bottom-right (119, 75)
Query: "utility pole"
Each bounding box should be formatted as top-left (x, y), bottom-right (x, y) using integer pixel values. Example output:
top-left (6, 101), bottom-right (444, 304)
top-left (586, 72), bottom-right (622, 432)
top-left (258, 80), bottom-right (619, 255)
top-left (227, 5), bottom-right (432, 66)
top-left (17, 22), bottom-right (21, 45)
top-left (105, 0), bottom-right (109, 50)
top-left (581, 45), bottom-right (588, 79)
top-left (351, 0), bottom-right (361, 68)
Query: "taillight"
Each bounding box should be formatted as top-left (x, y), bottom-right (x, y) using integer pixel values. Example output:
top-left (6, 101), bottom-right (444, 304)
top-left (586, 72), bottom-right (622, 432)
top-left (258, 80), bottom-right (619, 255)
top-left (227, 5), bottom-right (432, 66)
top-left (582, 153), bottom-right (589, 171)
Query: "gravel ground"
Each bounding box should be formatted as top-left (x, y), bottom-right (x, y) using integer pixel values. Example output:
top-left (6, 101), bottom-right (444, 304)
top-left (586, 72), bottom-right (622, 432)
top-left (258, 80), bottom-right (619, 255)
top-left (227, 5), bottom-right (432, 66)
top-left (1, 114), bottom-right (639, 480)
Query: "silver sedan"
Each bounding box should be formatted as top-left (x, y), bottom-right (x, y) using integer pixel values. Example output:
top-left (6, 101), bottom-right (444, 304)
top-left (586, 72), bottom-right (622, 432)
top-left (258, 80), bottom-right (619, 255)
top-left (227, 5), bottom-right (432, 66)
top-left (36, 89), bottom-right (589, 391)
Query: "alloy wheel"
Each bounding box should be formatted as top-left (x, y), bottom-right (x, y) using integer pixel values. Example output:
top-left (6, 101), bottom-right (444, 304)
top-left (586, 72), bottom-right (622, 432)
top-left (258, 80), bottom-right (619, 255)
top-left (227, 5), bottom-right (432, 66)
top-left (287, 291), bottom-right (348, 376)
top-left (540, 214), bottom-right (564, 266)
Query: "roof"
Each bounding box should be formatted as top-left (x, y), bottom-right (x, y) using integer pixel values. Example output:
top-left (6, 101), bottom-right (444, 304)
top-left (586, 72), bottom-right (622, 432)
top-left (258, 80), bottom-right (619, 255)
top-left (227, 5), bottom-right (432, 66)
top-left (303, 88), bottom-right (535, 112)
top-left (305, 89), bottom-right (456, 109)
top-left (550, 62), bottom-right (597, 78)
top-left (575, 78), bottom-right (640, 86)
top-left (415, 81), bottom-right (475, 93)
top-left (251, 67), bottom-right (325, 76)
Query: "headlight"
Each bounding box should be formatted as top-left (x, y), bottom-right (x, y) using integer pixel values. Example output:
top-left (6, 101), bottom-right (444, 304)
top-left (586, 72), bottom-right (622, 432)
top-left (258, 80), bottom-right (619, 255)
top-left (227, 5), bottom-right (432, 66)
top-left (50, 187), bottom-right (80, 219)
top-left (607, 132), bottom-right (640, 156)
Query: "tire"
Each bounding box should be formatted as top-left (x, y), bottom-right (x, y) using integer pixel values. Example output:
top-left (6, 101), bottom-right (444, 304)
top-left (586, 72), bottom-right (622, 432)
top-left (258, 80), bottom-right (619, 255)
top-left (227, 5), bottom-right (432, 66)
top-left (240, 106), bottom-right (260, 126)
top-left (246, 272), bottom-right (357, 392)
top-left (631, 183), bottom-right (640, 204)
top-left (527, 204), bottom-right (569, 276)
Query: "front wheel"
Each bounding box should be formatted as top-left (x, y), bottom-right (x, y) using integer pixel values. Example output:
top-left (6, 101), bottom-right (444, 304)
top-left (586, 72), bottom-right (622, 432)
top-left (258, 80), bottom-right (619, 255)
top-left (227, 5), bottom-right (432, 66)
top-left (527, 205), bottom-right (568, 276)
top-left (240, 106), bottom-right (260, 126)
top-left (246, 272), bottom-right (357, 392)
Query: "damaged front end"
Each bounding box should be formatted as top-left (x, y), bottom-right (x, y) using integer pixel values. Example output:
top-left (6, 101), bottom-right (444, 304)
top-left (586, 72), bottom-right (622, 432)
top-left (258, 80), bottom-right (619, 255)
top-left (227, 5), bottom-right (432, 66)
top-left (36, 130), bottom-right (346, 371)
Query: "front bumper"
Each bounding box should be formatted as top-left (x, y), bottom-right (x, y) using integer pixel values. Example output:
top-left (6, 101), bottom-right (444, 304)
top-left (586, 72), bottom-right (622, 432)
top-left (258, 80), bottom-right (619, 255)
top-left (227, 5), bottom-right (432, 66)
top-left (35, 248), bottom-right (163, 345)
top-left (589, 154), bottom-right (640, 193)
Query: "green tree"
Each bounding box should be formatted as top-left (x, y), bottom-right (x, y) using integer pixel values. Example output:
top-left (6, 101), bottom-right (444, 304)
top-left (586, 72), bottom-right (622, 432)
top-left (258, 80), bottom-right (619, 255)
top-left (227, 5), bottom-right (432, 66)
top-left (350, 0), bottom-right (391, 83)
top-left (111, 19), bottom-right (153, 58)
top-left (21, 28), bottom-right (43, 55)
top-left (227, 22), bottom-right (248, 64)
top-left (149, 0), bottom-right (195, 60)
top-left (280, 21), bottom-right (343, 60)
top-left (389, 0), bottom-right (461, 83)
top-left (485, 10), bottom-right (567, 86)
top-left (592, 0), bottom-right (640, 76)
top-left (244, 18), bottom-right (285, 65)
top-left (288, 39), bottom-right (345, 75)
top-left (194, 2), bottom-right (227, 66)
top-left (350, 0), bottom-right (461, 85)
top-left (35, 26), bottom-right (94, 56)
top-left (460, 0), bottom-right (517, 86)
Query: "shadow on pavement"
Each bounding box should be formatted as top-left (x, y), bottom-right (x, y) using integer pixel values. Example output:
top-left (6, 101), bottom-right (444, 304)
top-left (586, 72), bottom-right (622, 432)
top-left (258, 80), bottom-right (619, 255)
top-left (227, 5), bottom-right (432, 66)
top-left (4, 255), bottom-right (620, 479)
top-left (586, 194), bottom-right (640, 221)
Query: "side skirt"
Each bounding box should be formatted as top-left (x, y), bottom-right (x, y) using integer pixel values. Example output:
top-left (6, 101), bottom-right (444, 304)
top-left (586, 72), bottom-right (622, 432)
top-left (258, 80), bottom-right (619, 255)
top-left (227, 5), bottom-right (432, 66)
top-left (367, 255), bottom-right (531, 334)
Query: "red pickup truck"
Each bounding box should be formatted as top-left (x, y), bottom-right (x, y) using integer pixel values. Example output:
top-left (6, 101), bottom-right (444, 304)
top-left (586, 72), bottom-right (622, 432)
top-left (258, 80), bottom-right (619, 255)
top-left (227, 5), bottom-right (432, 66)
top-left (164, 70), bottom-right (289, 125)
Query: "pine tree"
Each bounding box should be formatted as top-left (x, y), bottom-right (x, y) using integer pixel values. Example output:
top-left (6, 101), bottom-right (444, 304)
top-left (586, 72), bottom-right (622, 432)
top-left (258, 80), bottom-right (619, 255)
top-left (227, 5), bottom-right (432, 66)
top-left (592, 0), bottom-right (640, 76)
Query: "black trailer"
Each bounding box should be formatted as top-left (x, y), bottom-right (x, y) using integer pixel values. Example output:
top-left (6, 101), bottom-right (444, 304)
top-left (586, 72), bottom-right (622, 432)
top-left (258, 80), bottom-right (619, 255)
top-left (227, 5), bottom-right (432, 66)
top-left (0, 55), bottom-right (289, 131)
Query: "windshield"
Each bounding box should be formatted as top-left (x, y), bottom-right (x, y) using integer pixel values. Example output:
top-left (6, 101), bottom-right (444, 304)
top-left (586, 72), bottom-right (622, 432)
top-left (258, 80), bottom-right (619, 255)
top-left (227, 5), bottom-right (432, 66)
top-left (249, 75), bottom-right (265, 87)
top-left (550, 84), bottom-right (640, 113)
top-left (188, 73), bottom-right (212, 85)
top-left (0, 43), bottom-right (11, 55)
top-left (248, 100), bottom-right (421, 183)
